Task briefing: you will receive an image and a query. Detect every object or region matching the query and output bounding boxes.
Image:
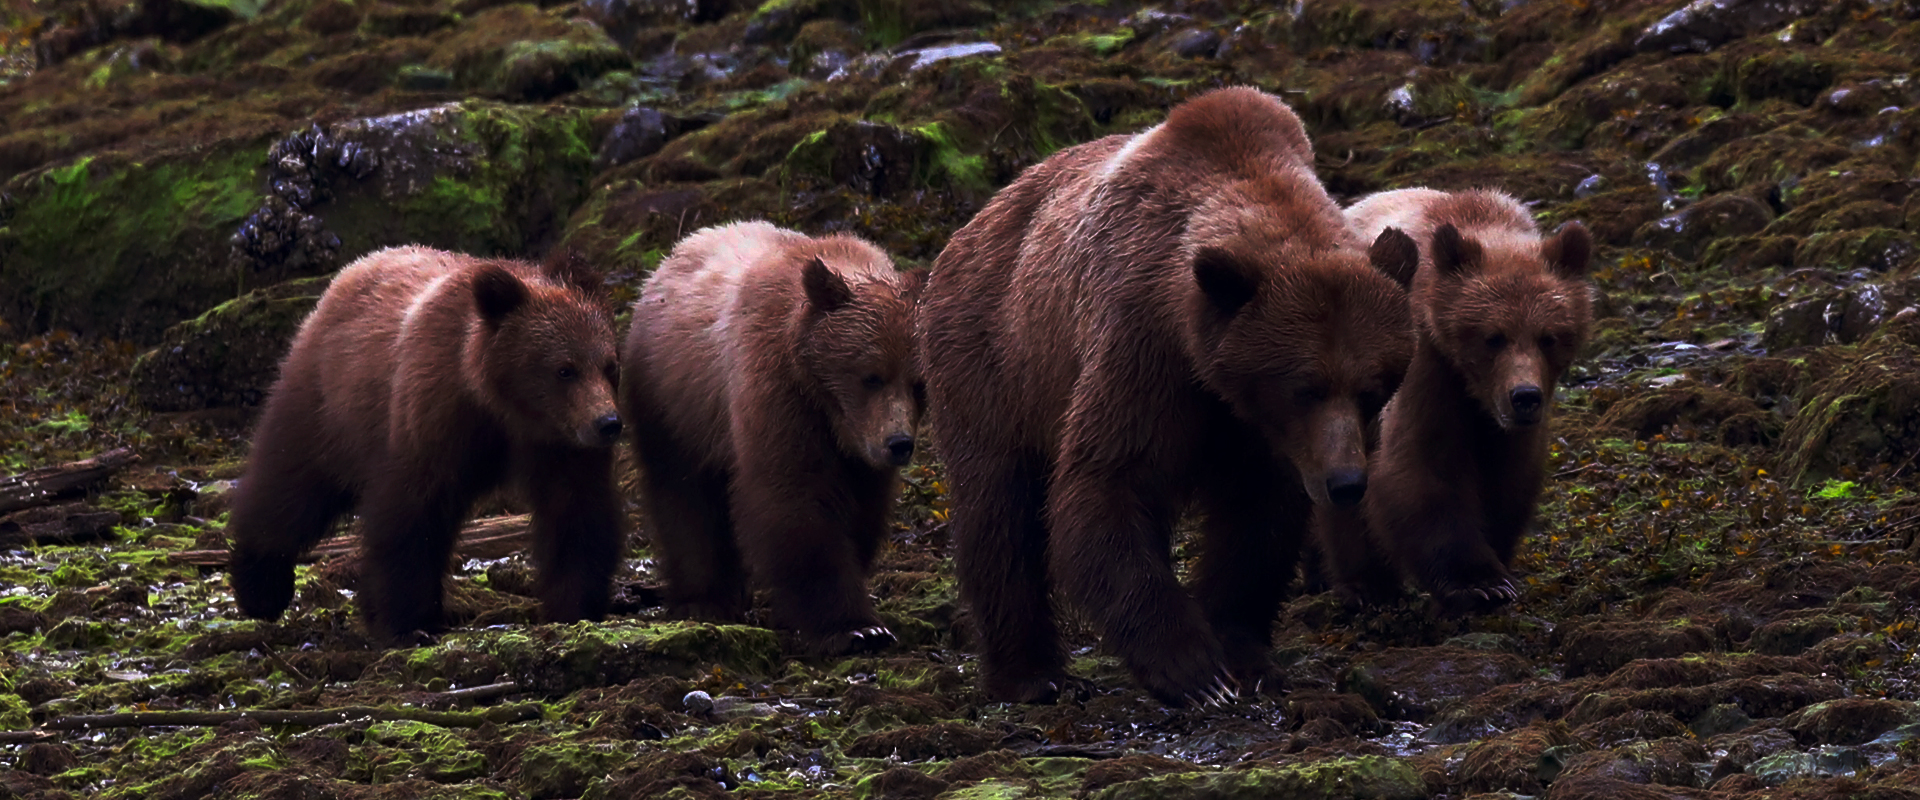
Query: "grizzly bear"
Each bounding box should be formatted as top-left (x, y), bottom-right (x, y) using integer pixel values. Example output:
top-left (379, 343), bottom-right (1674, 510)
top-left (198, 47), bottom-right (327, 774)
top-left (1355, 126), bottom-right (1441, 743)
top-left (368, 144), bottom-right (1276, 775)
top-left (226, 246), bottom-right (626, 642)
top-left (918, 87), bottom-right (1419, 707)
top-left (1313, 188), bottom-right (1593, 613)
top-left (621, 221), bottom-right (923, 656)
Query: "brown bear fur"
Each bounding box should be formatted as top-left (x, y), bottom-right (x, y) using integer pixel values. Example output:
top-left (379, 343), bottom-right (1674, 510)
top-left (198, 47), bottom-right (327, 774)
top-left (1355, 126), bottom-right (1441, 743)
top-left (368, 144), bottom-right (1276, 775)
top-left (227, 245), bottom-right (626, 642)
top-left (1314, 188), bottom-right (1594, 613)
top-left (621, 221), bottom-right (923, 656)
top-left (918, 87), bottom-right (1419, 707)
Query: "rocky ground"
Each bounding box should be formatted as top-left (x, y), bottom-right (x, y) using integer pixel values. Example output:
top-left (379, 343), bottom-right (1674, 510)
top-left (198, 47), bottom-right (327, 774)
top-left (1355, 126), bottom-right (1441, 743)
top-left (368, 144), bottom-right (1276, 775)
top-left (4, 0), bottom-right (1920, 797)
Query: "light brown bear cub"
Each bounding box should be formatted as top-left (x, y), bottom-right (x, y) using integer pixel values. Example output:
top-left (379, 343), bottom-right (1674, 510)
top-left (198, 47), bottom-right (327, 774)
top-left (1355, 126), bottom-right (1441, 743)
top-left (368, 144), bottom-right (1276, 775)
top-left (1314, 188), bottom-right (1593, 613)
top-left (622, 221), bottom-right (923, 656)
top-left (920, 86), bottom-right (1419, 707)
top-left (228, 246), bottom-right (626, 642)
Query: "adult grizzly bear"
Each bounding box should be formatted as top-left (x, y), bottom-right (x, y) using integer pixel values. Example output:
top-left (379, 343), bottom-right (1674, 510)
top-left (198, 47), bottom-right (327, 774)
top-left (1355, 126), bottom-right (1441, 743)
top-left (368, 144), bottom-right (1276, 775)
top-left (1316, 188), bottom-right (1593, 613)
top-left (622, 221), bottom-right (923, 656)
top-left (227, 246), bottom-right (626, 642)
top-left (919, 87), bottom-right (1419, 707)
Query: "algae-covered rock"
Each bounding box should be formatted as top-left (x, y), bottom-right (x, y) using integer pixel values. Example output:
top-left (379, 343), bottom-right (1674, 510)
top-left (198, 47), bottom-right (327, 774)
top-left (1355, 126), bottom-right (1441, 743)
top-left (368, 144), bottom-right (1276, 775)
top-left (1785, 698), bottom-right (1920, 746)
top-left (129, 274), bottom-right (329, 412)
top-left (1777, 340), bottom-right (1920, 483)
top-left (0, 143), bottom-right (269, 342)
top-left (347, 720), bottom-right (487, 783)
top-left (511, 740), bottom-right (636, 799)
top-left (1093, 756), bottom-right (1425, 800)
top-left (1346, 646), bottom-right (1536, 721)
top-left (423, 621), bottom-right (782, 693)
top-left (1561, 621), bottom-right (1718, 678)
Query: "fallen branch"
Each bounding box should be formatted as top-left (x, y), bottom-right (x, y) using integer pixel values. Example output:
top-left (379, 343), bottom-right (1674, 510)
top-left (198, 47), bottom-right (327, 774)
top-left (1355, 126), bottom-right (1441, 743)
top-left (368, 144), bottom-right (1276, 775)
top-left (41, 702), bottom-right (542, 732)
top-left (168, 514), bottom-right (532, 567)
top-left (435, 681), bottom-right (522, 703)
top-left (0, 447), bottom-right (139, 514)
top-left (0, 730), bottom-right (56, 744)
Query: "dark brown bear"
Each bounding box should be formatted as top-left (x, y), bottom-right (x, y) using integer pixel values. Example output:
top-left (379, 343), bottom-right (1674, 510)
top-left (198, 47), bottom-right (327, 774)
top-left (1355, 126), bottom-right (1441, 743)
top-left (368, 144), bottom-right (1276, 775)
top-left (918, 87), bottom-right (1419, 707)
top-left (226, 245), bottom-right (626, 642)
top-left (621, 221), bottom-right (923, 656)
top-left (1315, 188), bottom-right (1594, 613)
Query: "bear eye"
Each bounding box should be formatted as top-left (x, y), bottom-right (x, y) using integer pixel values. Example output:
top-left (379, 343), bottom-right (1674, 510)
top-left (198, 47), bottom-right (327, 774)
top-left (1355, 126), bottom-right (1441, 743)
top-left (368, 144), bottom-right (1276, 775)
top-left (861, 373), bottom-right (884, 389)
top-left (557, 365), bottom-right (579, 381)
top-left (1540, 334), bottom-right (1558, 350)
top-left (1486, 333), bottom-right (1508, 351)
top-left (604, 362), bottom-right (618, 384)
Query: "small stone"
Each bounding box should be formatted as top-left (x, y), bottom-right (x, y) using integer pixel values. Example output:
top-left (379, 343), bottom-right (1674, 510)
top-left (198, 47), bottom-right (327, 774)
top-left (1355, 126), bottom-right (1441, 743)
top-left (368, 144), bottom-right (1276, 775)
top-left (1575, 174), bottom-right (1606, 199)
top-left (682, 690), bottom-right (714, 715)
top-left (1167, 28), bottom-right (1221, 59)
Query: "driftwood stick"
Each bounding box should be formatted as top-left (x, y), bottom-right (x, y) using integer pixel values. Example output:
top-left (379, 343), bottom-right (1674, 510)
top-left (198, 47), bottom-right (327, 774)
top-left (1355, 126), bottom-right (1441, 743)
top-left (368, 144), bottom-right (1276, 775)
top-left (0, 730), bottom-right (56, 744)
top-left (0, 447), bottom-right (139, 514)
top-left (40, 702), bottom-right (542, 732)
top-left (435, 681), bottom-right (522, 703)
top-left (168, 515), bottom-right (533, 567)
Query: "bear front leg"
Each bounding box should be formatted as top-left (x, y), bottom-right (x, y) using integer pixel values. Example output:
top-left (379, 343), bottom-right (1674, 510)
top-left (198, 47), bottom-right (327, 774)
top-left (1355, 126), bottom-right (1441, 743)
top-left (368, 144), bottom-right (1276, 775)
top-left (1372, 492), bottom-right (1516, 615)
top-left (731, 465), bottom-right (892, 656)
top-left (355, 476), bottom-right (469, 643)
top-left (1049, 463), bottom-right (1235, 708)
top-left (226, 399), bottom-right (352, 622)
top-left (522, 445), bottom-right (624, 624)
top-left (946, 451), bottom-right (1068, 704)
top-left (1191, 458), bottom-right (1303, 692)
top-left (1310, 505), bottom-right (1404, 608)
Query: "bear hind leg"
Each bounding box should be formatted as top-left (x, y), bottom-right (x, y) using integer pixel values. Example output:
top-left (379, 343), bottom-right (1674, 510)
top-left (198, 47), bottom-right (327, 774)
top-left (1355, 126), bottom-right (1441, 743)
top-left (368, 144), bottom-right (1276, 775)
top-left (636, 434), bottom-right (749, 623)
top-left (227, 450), bottom-right (352, 622)
top-left (950, 452), bottom-right (1068, 703)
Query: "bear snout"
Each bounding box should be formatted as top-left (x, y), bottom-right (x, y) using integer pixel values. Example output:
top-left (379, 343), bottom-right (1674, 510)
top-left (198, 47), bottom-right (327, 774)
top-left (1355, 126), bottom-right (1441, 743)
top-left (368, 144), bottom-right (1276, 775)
top-left (885, 433), bottom-right (916, 466)
top-left (1508, 385), bottom-right (1544, 425)
top-left (1325, 468), bottom-right (1367, 507)
top-left (582, 413), bottom-right (623, 447)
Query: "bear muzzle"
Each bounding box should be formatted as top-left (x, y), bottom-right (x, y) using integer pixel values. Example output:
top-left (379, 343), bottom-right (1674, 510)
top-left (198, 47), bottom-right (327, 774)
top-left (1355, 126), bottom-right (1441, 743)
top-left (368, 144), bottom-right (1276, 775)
top-left (580, 413), bottom-right (623, 448)
top-left (1325, 468), bottom-right (1367, 507)
top-left (1507, 385), bottom-right (1544, 427)
top-left (885, 433), bottom-right (916, 467)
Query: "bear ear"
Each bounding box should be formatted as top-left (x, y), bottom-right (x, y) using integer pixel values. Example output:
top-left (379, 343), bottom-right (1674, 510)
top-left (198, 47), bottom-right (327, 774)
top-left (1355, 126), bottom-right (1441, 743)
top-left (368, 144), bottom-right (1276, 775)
top-left (1192, 246), bottom-right (1259, 316)
top-left (473, 264), bottom-right (528, 326)
top-left (1542, 221), bottom-right (1592, 280)
top-left (1431, 223), bottom-right (1482, 278)
top-left (1368, 227), bottom-right (1419, 289)
top-left (802, 256), bottom-right (854, 313)
top-left (540, 247), bottom-right (604, 296)
top-left (898, 267), bottom-right (930, 302)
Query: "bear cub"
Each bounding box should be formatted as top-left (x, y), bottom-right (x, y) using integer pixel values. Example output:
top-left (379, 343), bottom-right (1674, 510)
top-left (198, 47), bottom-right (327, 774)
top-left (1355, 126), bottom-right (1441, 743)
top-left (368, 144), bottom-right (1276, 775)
top-left (622, 221), bottom-right (923, 656)
top-left (1315, 188), bottom-right (1594, 613)
top-left (227, 246), bottom-right (627, 642)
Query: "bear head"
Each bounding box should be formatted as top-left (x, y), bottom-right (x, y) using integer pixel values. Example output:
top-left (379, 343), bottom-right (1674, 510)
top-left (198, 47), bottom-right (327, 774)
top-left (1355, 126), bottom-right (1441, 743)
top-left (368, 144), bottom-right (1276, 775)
top-left (1417, 221), bottom-right (1594, 430)
top-left (471, 259), bottom-right (623, 449)
top-left (799, 256), bottom-right (926, 469)
top-left (1185, 222), bottom-right (1419, 509)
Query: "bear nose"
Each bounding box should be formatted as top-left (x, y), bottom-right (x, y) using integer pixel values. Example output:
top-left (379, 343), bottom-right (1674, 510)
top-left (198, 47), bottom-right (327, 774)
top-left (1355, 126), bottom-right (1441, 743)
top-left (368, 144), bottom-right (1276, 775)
top-left (885, 434), bottom-right (915, 466)
top-left (594, 414), bottom-right (623, 445)
top-left (1326, 469), bottom-right (1367, 507)
top-left (1510, 385), bottom-right (1544, 424)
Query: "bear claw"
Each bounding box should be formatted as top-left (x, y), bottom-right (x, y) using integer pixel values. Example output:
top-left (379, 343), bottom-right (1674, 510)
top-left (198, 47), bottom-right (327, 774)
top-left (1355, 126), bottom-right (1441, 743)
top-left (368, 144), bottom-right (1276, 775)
top-left (825, 625), bottom-right (896, 655)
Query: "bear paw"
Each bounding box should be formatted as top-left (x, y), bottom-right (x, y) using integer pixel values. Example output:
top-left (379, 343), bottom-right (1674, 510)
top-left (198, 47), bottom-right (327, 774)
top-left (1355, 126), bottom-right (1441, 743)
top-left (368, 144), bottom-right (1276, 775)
top-left (815, 625), bottom-right (897, 656)
top-left (986, 673), bottom-right (1083, 705)
top-left (1132, 650), bottom-right (1239, 709)
top-left (1433, 576), bottom-right (1520, 616)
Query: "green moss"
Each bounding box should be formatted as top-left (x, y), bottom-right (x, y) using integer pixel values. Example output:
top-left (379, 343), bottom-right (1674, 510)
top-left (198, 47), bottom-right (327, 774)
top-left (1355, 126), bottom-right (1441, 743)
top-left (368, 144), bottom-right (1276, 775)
top-left (1093, 757), bottom-right (1426, 800)
top-left (515, 741), bottom-right (635, 798)
top-left (350, 720), bottom-right (488, 783)
top-left (0, 693), bottom-right (29, 730)
top-left (0, 144), bottom-right (269, 341)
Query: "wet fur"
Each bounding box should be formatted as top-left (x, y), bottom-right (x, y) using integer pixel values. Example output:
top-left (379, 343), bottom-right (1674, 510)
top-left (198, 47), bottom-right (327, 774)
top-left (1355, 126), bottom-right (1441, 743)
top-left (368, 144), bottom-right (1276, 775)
top-left (227, 245), bottom-right (625, 642)
top-left (622, 221), bottom-right (923, 656)
top-left (1316, 188), bottom-right (1594, 613)
top-left (919, 87), bottom-right (1416, 707)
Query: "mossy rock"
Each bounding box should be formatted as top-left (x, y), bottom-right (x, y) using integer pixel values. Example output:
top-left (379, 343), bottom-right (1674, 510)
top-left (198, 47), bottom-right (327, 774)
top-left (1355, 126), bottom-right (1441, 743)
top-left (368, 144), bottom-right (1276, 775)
top-left (347, 720), bottom-right (487, 783)
top-left (1092, 756), bottom-right (1425, 800)
top-left (1794, 228), bottom-right (1918, 274)
top-left (427, 621), bottom-right (782, 694)
top-left (1785, 699), bottom-right (1920, 746)
top-left (429, 6), bottom-right (630, 100)
top-left (511, 740), bottom-right (635, 799)
top-left (129, 274), bottom-right (330, 412)
top-left (744, 0), bottom-right (997, 48)
top-left (0, 142), bottom-right (270, 343)
top-left (1777, 340), bottom-right (1920, 483)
